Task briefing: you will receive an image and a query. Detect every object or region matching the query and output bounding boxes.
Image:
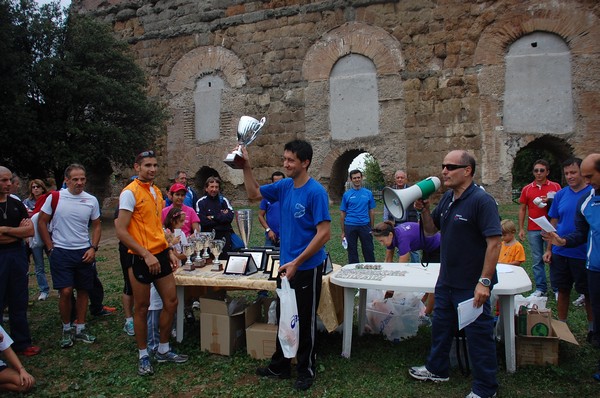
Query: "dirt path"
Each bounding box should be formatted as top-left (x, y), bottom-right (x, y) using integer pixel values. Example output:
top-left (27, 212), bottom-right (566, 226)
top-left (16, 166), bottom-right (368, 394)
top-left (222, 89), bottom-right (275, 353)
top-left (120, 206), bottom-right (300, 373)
top-left (98, 215), bottom-right (119, 247)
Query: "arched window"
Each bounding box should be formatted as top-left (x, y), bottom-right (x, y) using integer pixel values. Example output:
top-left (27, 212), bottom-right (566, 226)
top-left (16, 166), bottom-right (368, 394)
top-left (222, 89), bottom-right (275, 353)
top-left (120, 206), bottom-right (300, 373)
top-left (330, 54), bottom-right (379, 140)
top-left (503, 32), bottom-right (573, 134)
top-left (194, 75), bottom-right (224, 142)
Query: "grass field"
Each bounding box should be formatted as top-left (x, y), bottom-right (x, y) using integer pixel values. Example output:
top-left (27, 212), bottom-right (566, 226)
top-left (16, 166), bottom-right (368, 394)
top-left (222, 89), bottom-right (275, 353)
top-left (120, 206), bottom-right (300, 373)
top-left (6, 202), bottom-right (599, 397)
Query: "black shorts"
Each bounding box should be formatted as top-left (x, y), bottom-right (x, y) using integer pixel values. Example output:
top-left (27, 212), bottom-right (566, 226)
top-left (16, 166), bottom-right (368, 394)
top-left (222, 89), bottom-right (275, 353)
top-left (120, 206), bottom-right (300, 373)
top-left (130, 248), bottom-right (173, 285)
top-left (119, 242), bottom-right (133, 295)
top-left (549, 253), bottom-right (588, 294)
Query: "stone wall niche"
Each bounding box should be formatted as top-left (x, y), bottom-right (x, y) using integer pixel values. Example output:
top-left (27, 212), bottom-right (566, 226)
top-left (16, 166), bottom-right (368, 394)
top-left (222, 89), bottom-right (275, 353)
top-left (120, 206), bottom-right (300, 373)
top-left (504, 32), bottom-right (573, 134)
top-left (330, 54), bottom-right (379, 140)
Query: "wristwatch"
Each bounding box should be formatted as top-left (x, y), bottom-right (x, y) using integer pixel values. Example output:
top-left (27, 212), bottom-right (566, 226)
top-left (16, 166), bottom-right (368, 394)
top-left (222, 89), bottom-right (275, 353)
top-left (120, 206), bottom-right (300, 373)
top-left (265, 228), bottom-right (271, 233)
top-left (91, 245), bottom-right (99, 252)
top-left (478, 277), bottom-right (491, 287)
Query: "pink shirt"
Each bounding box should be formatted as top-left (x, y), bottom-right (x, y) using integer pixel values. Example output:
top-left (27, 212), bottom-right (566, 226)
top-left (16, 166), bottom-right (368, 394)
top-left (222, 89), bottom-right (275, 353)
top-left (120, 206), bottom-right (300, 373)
top-left (161, 205), bottom-right (200, 236)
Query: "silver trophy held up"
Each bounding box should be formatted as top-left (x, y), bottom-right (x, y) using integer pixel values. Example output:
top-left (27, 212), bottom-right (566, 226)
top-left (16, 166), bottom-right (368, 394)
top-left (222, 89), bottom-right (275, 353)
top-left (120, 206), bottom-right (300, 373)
top-left (235, 209), bottom-right (252, 249)
top-left (224, 115), bottom-right (266, 169)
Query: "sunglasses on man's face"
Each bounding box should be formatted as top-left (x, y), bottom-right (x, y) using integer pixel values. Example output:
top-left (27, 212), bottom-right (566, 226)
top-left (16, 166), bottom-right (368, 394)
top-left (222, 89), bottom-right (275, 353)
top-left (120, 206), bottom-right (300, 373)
top-left (442, 164), bottom-right (469, 171)
top-left (533, 168), bottom-right (546, 173)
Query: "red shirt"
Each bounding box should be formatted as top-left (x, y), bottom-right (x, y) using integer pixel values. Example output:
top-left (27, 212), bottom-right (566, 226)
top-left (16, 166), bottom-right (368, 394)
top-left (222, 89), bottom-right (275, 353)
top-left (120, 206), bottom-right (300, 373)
top-left (519, 179), bottom-right (562, 230)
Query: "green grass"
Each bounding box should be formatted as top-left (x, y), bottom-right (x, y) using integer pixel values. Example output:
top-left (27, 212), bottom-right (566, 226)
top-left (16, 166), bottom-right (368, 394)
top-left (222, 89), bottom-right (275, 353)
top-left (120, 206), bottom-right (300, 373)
top-left (10, 203), bottom-right (599, 397)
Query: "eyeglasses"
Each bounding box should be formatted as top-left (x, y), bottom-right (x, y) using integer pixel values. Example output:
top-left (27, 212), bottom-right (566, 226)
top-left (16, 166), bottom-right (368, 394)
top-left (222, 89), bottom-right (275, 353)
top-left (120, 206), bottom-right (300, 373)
top-left (533, 168), bottom-right (546, 173)
top-left (442, 164), bottom-right (469, 171)
top-left (31, 185), bottom-right (41, 189)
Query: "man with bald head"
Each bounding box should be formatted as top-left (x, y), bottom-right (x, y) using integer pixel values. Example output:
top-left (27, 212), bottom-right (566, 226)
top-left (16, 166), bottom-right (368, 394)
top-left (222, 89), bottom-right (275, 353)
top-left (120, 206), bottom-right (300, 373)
top-left (0, 166), bottom-right (39, 357)
top-left (545, 154), bottom-right (600, 359)
top-left (408, 150), bottom-right (501, 398)
top-left (383, 170), bottom-right (419, 224)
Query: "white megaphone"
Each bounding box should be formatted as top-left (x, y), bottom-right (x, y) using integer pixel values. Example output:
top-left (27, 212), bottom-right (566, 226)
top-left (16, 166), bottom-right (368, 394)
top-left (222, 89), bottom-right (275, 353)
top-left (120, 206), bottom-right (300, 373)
top-left (382, 176), bottom-right (441, 220)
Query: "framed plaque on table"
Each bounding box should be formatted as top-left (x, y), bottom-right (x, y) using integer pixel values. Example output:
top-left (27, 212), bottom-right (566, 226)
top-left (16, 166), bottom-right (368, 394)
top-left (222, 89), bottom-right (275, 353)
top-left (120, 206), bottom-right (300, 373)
top-left (268, 255), bottom-right (280, 280)
top-left (239, 248), bottom-right (269, 271)
top-left (224, 253), bottom-right (258, 275)
top-left (323, 252), bottom-right (334, 275)
top-left (263, 251), bottom-right (280, 274)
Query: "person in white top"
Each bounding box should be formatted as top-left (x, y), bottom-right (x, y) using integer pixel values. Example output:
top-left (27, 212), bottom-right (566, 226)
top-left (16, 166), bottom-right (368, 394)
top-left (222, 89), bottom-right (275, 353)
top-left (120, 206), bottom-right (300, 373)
top-left (0, 325), bottom-right (35, 393)
top-left (38, 164), bottom-right (101, 349)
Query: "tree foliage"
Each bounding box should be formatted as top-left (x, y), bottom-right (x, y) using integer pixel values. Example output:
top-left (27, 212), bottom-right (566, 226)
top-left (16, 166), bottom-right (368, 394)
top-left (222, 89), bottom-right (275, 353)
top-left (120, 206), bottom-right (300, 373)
top-left (512, 148), bottom-right (562, 189)
top-left (363, 154), bottom-right (385, 191)
top-left (0, 0), bottom-right (166, 179)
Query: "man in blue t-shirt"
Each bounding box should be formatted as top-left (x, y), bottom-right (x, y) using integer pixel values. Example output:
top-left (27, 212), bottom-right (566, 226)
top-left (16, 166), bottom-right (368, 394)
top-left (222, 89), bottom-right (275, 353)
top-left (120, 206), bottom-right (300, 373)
top-left (545, 153), bottom-right (600, 357)
top-left (240, 140), bottom-right (331, 392)
top-left (258, 171), bottom-right (285, 247)
top-left (340, 169), bottom-right (375, 264)
top-left (543, 157), bottom-right (593, 330)
top-left (408, 150), bottom-right (501, 398)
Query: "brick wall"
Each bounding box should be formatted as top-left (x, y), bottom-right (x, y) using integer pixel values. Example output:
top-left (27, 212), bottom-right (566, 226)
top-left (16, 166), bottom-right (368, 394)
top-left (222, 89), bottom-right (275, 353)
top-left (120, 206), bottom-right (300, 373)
top-left (74, 0), bottom-right (600, 204)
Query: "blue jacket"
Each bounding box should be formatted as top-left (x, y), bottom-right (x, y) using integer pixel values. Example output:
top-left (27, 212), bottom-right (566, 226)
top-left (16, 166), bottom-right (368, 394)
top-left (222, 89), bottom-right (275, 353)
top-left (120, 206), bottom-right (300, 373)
top-left (564, 188), bottom-right (600, 272)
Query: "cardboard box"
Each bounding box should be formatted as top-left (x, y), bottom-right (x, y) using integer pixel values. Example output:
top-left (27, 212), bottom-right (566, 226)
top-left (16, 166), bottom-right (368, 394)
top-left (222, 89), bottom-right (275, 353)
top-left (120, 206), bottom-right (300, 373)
top-left (246, 322), bottom-right (278, 359)
top-left (246, 297), bottom-right (278, 360)
top-left (516, 319), bottom-right (579, 366)
top-left (200, 297), bottom-right (259, 356)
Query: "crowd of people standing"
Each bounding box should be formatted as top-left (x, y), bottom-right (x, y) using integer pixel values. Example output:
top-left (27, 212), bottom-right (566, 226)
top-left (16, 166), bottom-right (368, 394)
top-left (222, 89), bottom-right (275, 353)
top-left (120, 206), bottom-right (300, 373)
top-left (1, 147), bottom-right (599, 395)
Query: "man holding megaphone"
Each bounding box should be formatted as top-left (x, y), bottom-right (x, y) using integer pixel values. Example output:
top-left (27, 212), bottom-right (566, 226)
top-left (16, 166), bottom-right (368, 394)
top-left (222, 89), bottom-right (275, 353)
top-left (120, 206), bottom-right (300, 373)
top-left (408, 150), bottom-right (501, 398)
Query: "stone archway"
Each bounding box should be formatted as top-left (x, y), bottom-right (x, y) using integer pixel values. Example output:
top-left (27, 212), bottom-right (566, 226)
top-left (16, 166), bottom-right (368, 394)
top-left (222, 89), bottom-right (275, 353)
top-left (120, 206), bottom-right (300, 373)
top-left (473, 7), bottom-right (600, 201)
top-left (512, 135), bottom-right (573, 190)
top-left (302, 22), bottom-right (406, 194)
top-left (163, 46), bottom-right (248, 190)
top-left (329, 149), bottom-right (364, 202)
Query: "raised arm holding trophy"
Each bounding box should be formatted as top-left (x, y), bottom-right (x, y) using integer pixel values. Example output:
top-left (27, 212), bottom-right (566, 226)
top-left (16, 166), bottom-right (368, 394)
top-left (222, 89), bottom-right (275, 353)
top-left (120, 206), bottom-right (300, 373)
top-left (224, 115), bottom-right (266, 169)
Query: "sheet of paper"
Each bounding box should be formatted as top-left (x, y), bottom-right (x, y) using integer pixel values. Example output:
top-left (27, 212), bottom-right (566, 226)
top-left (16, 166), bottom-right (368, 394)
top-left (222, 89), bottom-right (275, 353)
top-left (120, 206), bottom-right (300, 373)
top-left (529, 216), bottom-right (556, 233)
top-left (457, 298), bottom-right (483, 330)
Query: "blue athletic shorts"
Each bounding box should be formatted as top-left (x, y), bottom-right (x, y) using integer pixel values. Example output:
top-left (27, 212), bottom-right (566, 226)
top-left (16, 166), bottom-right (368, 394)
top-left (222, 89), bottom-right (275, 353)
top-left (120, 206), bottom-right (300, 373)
top-left (49, 247), bottom-right (95, 290)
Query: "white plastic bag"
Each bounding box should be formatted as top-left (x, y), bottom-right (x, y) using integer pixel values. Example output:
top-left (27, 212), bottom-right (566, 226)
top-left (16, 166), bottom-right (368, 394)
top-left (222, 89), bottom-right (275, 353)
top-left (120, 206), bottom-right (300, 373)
top-left (364, 290), bottom-right (424, 341)
top-left (268, 300), bottom-right (277, 325)
top-left (277, 276), bottom-right (299, 358)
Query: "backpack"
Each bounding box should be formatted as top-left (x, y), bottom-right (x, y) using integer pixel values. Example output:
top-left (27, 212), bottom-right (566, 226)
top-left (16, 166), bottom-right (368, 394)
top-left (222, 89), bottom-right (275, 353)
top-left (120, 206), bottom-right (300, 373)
top-left (29, 191), bottom-right (60, 248)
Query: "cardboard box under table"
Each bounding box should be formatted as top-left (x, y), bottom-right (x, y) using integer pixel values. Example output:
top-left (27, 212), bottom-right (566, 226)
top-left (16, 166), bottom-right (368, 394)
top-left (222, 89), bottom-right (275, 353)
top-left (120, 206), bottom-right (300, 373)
top-left (246, 298), bottom-right (278, 360)
top-left (516, 319), bottom-right (578, 366)
top-left (200, 297), bottom-right (260, 356)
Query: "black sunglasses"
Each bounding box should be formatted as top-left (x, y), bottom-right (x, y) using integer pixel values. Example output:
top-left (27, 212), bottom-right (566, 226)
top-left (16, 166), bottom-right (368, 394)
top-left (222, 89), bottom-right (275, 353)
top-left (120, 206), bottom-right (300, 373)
top-left (533, 168), bottom-right (546, 173)
top-left (442, 164), bottom-right (469, 171)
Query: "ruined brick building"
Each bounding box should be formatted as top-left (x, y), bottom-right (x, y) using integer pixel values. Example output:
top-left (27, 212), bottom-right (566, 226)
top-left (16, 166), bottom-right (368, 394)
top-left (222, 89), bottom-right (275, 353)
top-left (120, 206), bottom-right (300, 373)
top-left (73, 0), bottom-right (600, 204)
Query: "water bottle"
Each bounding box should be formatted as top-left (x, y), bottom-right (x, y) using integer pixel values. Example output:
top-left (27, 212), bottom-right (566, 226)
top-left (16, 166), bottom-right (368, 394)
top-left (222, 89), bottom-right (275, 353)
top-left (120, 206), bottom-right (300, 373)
top-left (342, 237), bottom-right (348, 250)
top-left (518, 305), bottom-right (528, 335)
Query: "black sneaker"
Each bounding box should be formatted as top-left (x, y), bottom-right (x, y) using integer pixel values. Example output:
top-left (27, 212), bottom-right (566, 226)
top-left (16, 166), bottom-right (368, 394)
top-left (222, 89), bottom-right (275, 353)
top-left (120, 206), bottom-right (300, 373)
top-left (256, 366), bottom-right (291, 379)
top-left (294, 375), bottom-right (315, 391)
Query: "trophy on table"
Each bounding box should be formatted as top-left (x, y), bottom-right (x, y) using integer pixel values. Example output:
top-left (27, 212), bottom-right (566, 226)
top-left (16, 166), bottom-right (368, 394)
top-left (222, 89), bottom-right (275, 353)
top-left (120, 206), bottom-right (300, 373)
top-left (235, 209), bottom-right (252, 250)
top-left (193, 237), bottom-right (205, 268)
top-left (183, 244), bottom-right (194, 271)
top-left (210, 239), bottom-right (226, 272)
top-left (223, 115), bottom-right (266, 169)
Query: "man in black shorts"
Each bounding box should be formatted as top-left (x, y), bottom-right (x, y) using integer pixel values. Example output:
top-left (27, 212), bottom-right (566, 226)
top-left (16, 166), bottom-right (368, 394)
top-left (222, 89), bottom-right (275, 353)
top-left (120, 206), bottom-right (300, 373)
top-left (115, 151), bottom-right (188, 376)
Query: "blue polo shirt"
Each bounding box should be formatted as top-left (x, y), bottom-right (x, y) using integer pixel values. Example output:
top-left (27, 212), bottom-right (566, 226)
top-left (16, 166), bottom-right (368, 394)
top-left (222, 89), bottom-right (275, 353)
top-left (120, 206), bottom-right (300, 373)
top-left (548, 184), bottom-right (592, 259)
top-left (431, 183), bottom-right (501, 289)
top-left (340, 187), bottom-right (376, 225)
